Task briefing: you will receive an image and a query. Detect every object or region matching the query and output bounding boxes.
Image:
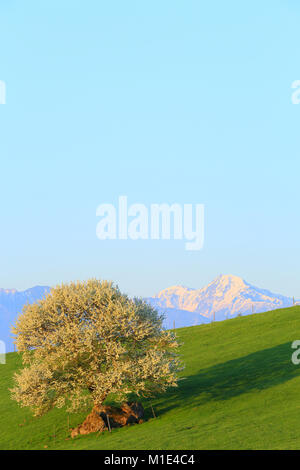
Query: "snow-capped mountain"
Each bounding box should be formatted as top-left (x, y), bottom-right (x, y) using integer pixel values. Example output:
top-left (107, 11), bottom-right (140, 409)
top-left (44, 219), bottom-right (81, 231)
top-left (146, 274), bottom-right (294, 328)
top-left (0, 286), bottom-right (50, 352)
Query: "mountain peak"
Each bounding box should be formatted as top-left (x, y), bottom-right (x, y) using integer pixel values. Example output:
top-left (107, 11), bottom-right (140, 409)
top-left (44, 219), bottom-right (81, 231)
top-left (215, 273), bottom-right (245, 283)
top-left (147, 274), bottom-right (294, 324)
top-left (210, 274), bottom-right (247, 289)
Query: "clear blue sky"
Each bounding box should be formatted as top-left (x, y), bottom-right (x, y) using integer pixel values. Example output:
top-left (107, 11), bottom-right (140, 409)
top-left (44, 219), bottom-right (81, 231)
top-left (0, 0), bottom-right (299, 298)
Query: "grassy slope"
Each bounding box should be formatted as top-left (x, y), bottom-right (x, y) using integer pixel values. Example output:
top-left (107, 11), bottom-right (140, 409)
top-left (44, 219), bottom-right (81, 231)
top-left (1, 306), bottom-right (300, 450)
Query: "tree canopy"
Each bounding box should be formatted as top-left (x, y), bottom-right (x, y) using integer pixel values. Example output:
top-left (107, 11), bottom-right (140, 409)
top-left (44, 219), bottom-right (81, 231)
top-left (11, 280), bottom-right (181, 417)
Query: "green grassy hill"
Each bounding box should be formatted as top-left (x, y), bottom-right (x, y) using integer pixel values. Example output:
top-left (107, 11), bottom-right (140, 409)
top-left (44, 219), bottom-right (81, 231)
top-left (1, 306), bottom-right (300, 450)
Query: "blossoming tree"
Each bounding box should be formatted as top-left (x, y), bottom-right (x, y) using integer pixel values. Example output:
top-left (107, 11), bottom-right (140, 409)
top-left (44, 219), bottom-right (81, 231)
top-left (11, 280), bottom-right (181, 421)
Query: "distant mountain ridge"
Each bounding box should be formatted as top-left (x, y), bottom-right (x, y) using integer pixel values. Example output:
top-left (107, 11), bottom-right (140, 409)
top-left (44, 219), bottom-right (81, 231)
top-left (0, 286), bottom-right (50, 351)
top-left (146, 274), bottom-right (295, 328)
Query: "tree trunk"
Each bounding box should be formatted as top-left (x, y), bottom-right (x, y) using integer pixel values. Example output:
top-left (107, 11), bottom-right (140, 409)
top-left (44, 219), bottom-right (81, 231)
top-left (71, 402), bottom-right (144, 438)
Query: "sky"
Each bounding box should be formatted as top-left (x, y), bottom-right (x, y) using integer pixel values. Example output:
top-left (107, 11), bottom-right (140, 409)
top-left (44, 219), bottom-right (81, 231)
top-left (0, 0), bottom-right (299, 298)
